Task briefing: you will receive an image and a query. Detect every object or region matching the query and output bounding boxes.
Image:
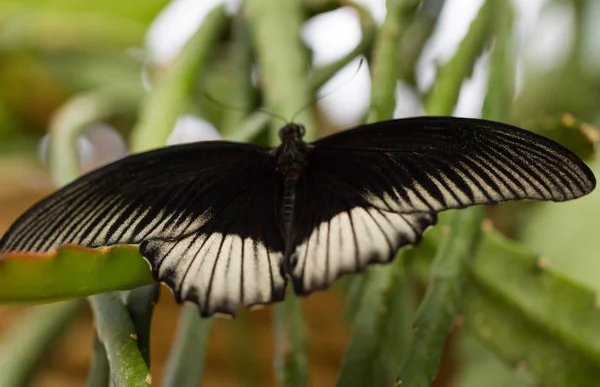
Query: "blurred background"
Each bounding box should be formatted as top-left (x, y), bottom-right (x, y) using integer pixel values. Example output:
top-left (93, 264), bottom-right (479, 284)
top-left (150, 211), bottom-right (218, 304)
top-left (0, 0), bottom-right (599, 386)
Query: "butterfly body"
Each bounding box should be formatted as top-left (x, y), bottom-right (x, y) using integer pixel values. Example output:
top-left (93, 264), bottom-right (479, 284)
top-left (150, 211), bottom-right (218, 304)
top-left (0, 117), bottom-right (595, 316)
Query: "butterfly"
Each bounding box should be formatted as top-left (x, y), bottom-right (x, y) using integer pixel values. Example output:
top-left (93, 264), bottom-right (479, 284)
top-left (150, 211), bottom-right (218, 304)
top-left (0, 117), bottom-right (595, 316)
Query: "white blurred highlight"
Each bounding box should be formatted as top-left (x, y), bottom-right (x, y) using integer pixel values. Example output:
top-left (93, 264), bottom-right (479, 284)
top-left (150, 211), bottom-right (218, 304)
top-left (38, 124), bottom-right (128, 171)
top-left (167, 115), bottom-right (222, 145)
top-left (144, 0), bottom-right (570, 133)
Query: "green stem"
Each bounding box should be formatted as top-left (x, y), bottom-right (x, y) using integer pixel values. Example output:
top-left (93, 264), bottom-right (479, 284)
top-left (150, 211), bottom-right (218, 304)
top-left (129, 6), bottom-right (228, 152)
top-left (273, 291), bottom-right (308, 387)
top-left (162, 305), bottom-right (214, 387)
top-left (336, 261), bottom-right (412, 386)
top-left (397, 210), bottom-right (483, 386)
top-left (120, 284), bottom-right (160, 367)
top-left (366, 0), bottom-right (416, 123)
top-left (227, 311), bottom-right (264, 386)
top-left (48, 86), bottom-right (140, 186)
top-left (482, 0), bottom-right (514, 122)
top-left (89, 293), bottom-right (151, 387)
top-left (247, 0), bottom-right (316, 142)
top-left (310, 0), bottom-right (376, 90)
top-left (399, 0), bottom-right (447, 85)
top-left (220, 10), bottom-right (255, 135)
top-left (424, 0), bottom-right (492, 115)
top-left (86, 332), bottom-right (110, 387)
top-left (227, 5), bottom-right (373, 143)
top-left (0, 301), bottom-right (82, 387)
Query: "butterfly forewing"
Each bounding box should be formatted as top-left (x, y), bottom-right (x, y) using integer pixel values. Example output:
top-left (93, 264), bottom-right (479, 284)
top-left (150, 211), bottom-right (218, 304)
top-left (0, 141), bottom-right (287, 316)
top-left (311, 117), bottom-right (595, 213)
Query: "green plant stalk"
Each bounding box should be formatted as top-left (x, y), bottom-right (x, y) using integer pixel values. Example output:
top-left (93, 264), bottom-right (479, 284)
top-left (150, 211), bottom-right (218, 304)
top-left (481, 0), bottom-right (514, 122)
top-left (49, 86), bottom-right (140, 186)
top-left (273, 289), bottom-right (308, 387)
top-left (397, 210), bottom-right (483, 386)
top-left (336, 260), bottom-right (412, 386)
top-left (120, 284), bottom-right (160, 367)
top-left (89, 293), bottom-right (151, 386)
top-left (129, 6), bottom-right (228, 153)
top-left (49, 90), bottom-right (152, 385)
top-left (406, 226), bottom-right (600, 385)
top-left (366, 0), bottom-right (416, 123)
top-left (86, 333), bottom-right (110, 387)
top-left (227, 12), bottom-right (374, 144)
top-left (247, 1), bottom-right (314, 385)
top-left (0, 301), bottom-right (81, 387)
top-left (0, 11), bottom-right (148, 50)
top-left (398, 0), bottom-right (447, 85)
top-left (162, 304), bottom-right (214, 387)
top-left (310, 0), bottom-right (376, 90)
top-left (301, 0), bottom-right (338, 14)
top-left (227, 28), bottom-right (374, 144)
top-left (220, 10), bottom-right (255, 135)
top-left (425, 0), bottom-right (492, 116)
top-left (247, 0), bottom-right (316, 142)
top-left (397, 1), bottom-right (494, 384)
top-left (0, 1), bottom-right (171, 26)
top-left (227, 310), bottom-right (264, 387)
top-left (465, 230), bottom-right (600, 385)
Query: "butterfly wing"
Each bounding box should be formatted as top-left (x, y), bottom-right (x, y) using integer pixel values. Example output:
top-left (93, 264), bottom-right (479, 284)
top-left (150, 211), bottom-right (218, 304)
top-left (287, 117), bottom-right (595, 295)
top-left (0, 142), bottom-right (286, 316)
top-left (288, 165), bottom-right (436, 295)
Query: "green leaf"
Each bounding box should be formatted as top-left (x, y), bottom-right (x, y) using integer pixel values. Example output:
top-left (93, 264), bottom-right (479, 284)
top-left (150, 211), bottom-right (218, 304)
top-left (0, 245), bottom-right (153, 304)
top-left (0, 12), bottom-right (149, 50)
top-left (337, 261), bottom-right (413, 387)
top-left (397, 209), bottom-right (483, 386)
top-left (519, 161), bottom-right (600, 294)
top-left (89, 292), bottom-right (151, 386)
top-left (463, 230), bottom-right (600, 385)
top-left (163, 305), bottom-right (214, 387)
top-left (0, 0), bottom-right (170, 25)
top-left (0, 301), bottom-right (82, 387)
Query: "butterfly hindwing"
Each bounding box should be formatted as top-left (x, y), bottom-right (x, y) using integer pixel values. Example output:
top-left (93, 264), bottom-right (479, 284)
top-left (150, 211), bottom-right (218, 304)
top-left (140, 163), bottom-right (287, 316)
top-left (287, 160), bottom-right (437, 295)
top-left (311, 117), bottom-right (596, 213)
top-left (0, 141), bottom-right (287, 316)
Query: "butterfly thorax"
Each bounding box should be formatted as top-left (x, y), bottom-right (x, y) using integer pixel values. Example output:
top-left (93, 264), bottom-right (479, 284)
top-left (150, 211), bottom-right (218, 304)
top-left (274, 123), bottom-right (311, 240)
top-left (275, 123), bottom-right (310, 176)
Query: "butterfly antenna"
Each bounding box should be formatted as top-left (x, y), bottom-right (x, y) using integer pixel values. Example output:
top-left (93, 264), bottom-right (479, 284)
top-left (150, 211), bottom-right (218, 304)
top-left (201, 91), bottom-right (289, 126)
top-left (289, 57), bottom-right (366, 123)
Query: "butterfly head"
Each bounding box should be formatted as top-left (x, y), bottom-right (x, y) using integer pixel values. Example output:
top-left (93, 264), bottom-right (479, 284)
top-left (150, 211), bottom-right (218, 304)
top-left (278, 124), bottom-right (306, 142)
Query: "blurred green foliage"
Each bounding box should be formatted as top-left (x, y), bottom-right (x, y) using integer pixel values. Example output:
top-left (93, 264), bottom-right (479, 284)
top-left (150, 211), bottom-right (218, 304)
top-left (0, 0), bottom-right (599, 386)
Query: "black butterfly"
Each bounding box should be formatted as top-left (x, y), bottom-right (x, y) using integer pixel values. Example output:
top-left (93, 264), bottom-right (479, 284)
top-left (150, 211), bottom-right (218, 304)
top-left (0, 117), bottom-right (595, 316)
